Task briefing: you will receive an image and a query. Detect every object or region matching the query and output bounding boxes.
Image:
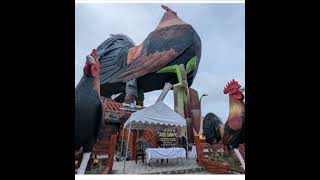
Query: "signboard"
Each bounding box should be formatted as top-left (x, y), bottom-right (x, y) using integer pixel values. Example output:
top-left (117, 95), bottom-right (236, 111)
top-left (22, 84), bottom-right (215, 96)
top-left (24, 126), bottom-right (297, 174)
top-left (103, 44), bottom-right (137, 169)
top-left (157, 128), bottom-right (178, 147)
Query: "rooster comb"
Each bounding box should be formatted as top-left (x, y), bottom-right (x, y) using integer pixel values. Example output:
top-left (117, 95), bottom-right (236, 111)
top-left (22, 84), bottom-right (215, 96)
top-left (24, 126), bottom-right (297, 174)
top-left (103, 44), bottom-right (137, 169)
top-left (224, 79), bottom-right (241, 93)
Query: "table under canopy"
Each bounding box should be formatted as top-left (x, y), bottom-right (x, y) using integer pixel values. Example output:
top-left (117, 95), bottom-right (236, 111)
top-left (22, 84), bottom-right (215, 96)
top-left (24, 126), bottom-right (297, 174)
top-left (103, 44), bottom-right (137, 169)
top-left (120, 101), bottom-right (188, 173)
top-left (145, 147), bottom-right (186, 164)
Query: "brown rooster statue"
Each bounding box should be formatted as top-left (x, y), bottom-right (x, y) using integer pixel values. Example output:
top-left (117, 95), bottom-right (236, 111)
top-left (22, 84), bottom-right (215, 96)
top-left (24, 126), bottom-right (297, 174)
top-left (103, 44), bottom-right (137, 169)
top-left (221, 79), bottom-right (245, 170)
top-left (203, 79), bottom-right (245, 170)
top-left (222, 79), bottom-right (245, 148)
top-left (96, 5), bottom-right (201, 106)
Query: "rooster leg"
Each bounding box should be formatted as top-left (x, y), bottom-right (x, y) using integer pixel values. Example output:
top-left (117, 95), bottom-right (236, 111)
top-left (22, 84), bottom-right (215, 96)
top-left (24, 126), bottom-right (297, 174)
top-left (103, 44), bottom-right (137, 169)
top-left (114, 92), bottom-right (126, 103)
top-left (156, 82), bottom-right (173, 103)
top-left (125, 79), bottom-right (138, 104)
top-left (233, 148), bottom-right (245, 171)
top-left (136, 88), bottom-right (144, 106)
top-left (76, 152), bottom-right (91, 174)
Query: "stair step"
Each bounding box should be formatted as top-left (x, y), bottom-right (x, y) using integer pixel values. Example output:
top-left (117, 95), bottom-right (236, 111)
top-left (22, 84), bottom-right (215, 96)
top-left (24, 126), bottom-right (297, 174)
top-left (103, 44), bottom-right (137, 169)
top-left (97, 154), bottom-right (108, 159)
top-left (92, 149), bottom-right (109, 154)
top-left (145, 167), bottom-right (205, 174)
top-left (94, 144), bottom-right (110, 149)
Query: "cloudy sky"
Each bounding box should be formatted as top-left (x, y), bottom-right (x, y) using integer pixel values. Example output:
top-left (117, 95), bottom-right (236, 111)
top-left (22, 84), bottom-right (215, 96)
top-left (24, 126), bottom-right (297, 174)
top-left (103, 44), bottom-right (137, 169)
top-left (75, 3), bottom-right (244, 122)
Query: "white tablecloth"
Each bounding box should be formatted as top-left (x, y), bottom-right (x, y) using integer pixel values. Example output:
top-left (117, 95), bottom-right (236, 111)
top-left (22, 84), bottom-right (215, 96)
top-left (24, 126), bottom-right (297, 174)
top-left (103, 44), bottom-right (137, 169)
top-left (145, 148), bottom-right (186, 164)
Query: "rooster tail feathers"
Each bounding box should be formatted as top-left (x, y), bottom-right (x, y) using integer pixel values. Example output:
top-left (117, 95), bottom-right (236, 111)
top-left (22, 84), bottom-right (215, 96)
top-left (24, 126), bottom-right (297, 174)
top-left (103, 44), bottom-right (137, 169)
top-left (96, 34), bottom-right (136, 84)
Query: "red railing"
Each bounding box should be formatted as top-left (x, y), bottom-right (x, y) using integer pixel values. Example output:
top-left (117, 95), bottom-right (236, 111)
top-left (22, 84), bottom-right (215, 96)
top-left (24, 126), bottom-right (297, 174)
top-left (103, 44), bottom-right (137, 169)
top-left (194, 136), bottom-right (231, 174)
top-left (103, 134), bottom-right (118, 174)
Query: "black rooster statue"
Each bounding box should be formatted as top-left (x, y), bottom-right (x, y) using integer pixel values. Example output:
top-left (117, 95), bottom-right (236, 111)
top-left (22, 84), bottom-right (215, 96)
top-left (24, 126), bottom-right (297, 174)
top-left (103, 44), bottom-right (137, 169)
top-left (75, 49), bottom-right (105, 174)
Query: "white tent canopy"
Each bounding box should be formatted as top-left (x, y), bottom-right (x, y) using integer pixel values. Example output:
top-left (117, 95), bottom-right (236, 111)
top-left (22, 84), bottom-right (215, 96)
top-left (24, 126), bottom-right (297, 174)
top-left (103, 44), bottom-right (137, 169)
top-left (123, 101), bottom-right (187, 128)
top-left (121, 101), bottom-right (188, 173)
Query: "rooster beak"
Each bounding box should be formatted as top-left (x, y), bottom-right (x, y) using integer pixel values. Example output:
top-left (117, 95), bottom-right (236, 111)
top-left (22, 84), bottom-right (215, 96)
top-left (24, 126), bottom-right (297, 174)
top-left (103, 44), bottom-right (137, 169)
top-left (239, 87), bottom-right (245, 92)
top-left (86, 54), bottom-right (96, 64)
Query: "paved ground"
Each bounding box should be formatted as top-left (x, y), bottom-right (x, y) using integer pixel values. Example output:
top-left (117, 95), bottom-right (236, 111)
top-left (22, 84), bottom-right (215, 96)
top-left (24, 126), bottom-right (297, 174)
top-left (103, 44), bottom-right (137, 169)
top-left (112, 158), bottom-right (208, 174)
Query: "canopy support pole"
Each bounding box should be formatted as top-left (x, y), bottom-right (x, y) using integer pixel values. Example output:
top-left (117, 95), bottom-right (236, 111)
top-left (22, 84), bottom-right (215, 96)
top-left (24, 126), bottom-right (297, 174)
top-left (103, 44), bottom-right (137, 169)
top-left (234, 148), bottom-right (245, 170)
top-left (185, 126), bottom-right (189, 159)
top-left (123, 122), bottom-right (132, 174)
top-left (120, 126), bottom-right (125, 161)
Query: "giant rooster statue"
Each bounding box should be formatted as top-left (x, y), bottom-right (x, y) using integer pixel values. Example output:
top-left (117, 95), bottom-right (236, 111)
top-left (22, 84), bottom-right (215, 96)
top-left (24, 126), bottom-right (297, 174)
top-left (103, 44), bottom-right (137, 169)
top-left (95, 5), bottom-right (201, 105)
top-left (75, 49), bottom-right (105, 174)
